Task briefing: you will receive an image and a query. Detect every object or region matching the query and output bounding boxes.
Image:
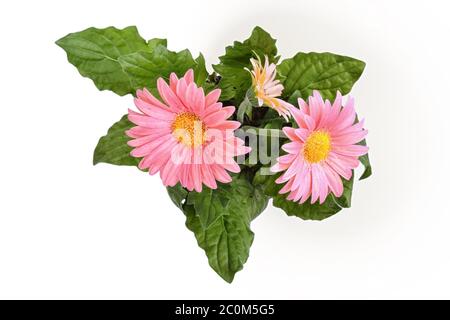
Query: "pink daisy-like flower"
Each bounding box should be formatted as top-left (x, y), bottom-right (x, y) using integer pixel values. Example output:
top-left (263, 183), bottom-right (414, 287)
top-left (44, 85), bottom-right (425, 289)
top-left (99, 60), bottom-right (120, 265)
top-left (271, 90), bottom-right (368, 204)
top-left (247, 55), bottom-right (291, 120)
top-left (127, 69), bottom-right (250, 192)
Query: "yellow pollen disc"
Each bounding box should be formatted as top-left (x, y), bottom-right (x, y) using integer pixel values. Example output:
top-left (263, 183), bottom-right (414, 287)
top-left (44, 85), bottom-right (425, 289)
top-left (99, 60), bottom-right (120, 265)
top-left (171, 112), bottom-right (206, 147)
top-left (303, 131), bottom-right (331, 163)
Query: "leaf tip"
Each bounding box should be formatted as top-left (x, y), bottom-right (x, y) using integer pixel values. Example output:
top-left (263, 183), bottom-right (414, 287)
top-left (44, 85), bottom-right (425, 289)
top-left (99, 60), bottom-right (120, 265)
top-left (222, 275), bottom-right (235, 284)
top-left (54, 36), bottom-right (66, 49)
top-left (359, 167), bottom-right (372, 180)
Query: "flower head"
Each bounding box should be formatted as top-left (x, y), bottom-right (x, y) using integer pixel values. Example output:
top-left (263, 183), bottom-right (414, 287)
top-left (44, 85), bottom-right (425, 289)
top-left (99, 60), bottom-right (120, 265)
top-left (248, 55), bottom-right (291, 120)
top-left (127, 69), bottom-right (250, 192)
top-left (271, 91), bottom-right (368, 204)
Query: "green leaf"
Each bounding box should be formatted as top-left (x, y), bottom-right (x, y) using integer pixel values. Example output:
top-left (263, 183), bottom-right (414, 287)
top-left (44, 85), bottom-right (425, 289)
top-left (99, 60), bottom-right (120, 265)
top-left (278, 52), bottom-right (365, 101)
top-left (194, 53), bottom-right (209, 87)
top-left (358, 139), bottom-right (372, 180)
top-left (287, 90), bottom-right (303, 105)
top-left (93, 115), bottom-right (139, 167)
top-left (56, 26), bottom-right (149, 96)
top-left (258, 108), bottom-right (285, 127)
top-left (184, 206), bottom-right (253, 284)
top-left (167, 184), bottom-right (188, 210)
top-left (253, 170), bottom-right (282, 197)
top-left (244, 27), bottom-right (278, 57)
top-left (263, 117), bottom-right (285, 130)
top-left (230, 173), bottom-right (270, 221)
top-left (181, 174), bottom-right (269, 283)
top-left (272, 194), bottom-right (342, 221)
top-left (237, 89), bottom-right (256, 123)
top-left (213, 26), bottom-right (278, 101)
top-left (147, 38), bottom-right (167, 51)
top-left (186, 184), bottom-right (232, 228)
top-left (118, 45), bottom-right (204, 94)
top-left (237, 97), bottom-right (252, 123)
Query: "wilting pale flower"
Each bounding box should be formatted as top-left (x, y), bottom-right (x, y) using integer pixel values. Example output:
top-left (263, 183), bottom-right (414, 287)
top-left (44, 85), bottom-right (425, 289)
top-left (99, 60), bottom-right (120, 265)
top-left (271, 90), bottom-right (368, 204)
top-left (248, 55), bottom-right (291, 120)
top-left (127, 69), bottom-right (250, 192)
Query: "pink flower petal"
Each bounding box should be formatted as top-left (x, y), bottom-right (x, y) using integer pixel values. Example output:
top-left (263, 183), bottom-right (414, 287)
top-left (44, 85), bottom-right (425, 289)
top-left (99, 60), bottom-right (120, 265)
top-left (130, 135), bottom-right (171, 158)
top-left (212, 120), bottom-right (241, 131)
top-left (322, 163), bottom-right (343, 198)
top-left (192, 164), bottom-right (203, 192)
top-left (326, 154), bottom-right (353, 180)
top-left (169, 72), bottom-right (179, 92)
top-left (176, 78), bottom-right (189, 109)
top-left (157, 78), bottom-right (185, 112)
top-left (221, 160), bottom-right (241, 173)
top-left (298, 171), bottom-right (312, 204)
top-left (333, 97), bottom-right (356, 131)
top-left (290, 160), bottom-right (307, 191)
top-left (128, 110), bottom-right (171, 129)
top-left (205, 89), bottom-right (221, 107)
top-left (137, 88), bottom-right (169, 110)
top-left (281, 141), bottom-right (302, 154)
top-left (184, 83), bottom-right (198, 112)
top-left (332, 129), bottom-right (368, 146)
top-left (134, 98), bottom-right (175, 121)
top-left (282, 127), bottom-right (300, 142)
top-left (309, 91), bottom-right (323, 124)
top-left (279, 178), bottom-right (294, 194)
top-left (211, 165), bottom-right (232, 183)
top-left (184, 69), bottom-right (194, 84)
top-left (332, 144), bottom-right (369, 157)
top-left (310, 165), bottom-right (321, 203)
top-left (201, 164), bottom-right (217, 189)
top-left (126, 126), bottom-right (155, 138)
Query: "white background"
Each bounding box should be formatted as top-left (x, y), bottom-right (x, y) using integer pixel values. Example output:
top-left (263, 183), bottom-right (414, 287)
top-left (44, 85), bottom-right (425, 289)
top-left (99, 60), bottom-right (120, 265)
top-left (0, 0), bottom-right (449, 299)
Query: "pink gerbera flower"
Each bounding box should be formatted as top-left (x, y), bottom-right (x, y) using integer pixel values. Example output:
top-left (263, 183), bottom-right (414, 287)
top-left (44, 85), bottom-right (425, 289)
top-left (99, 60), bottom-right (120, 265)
top-left (271, 90), bottom-right (368, 204)
top-left (127, 69), bottom-right (250, 192)
top-left (247, 55), bottom-right (291, 120)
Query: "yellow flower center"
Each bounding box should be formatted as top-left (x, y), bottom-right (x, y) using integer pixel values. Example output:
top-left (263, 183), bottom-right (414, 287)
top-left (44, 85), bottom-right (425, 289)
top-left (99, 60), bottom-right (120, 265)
top-left (303, 131), bottom-right (331, 163)
top-left (171, 112), bottom-right (206, 147)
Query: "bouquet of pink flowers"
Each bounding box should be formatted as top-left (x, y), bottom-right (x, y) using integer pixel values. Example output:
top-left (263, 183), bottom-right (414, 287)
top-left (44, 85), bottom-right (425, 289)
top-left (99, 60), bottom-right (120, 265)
top-left (57, 26), bottom-right (371, 282)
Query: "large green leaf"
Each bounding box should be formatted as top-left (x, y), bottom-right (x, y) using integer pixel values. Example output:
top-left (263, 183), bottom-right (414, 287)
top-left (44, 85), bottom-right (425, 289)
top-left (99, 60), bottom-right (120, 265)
top-left (93, 115), bottom-right (139, 167)
top-left (278, 52), bottom-right (365, 101)
top-left (226, 173), bottom-right (269, 221)
top-left (56, 26), bottom-right (149, 96)
top-left (187, 185), bottom-right (232, 229)
top-left (213, 26), bottom-right (278, 101)
top-left (184, 203), bottom-right (254, 283)
top-left (169, 174), bottom-right (269, 283)
top-left (118, 45), bottom-right (206, 94)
